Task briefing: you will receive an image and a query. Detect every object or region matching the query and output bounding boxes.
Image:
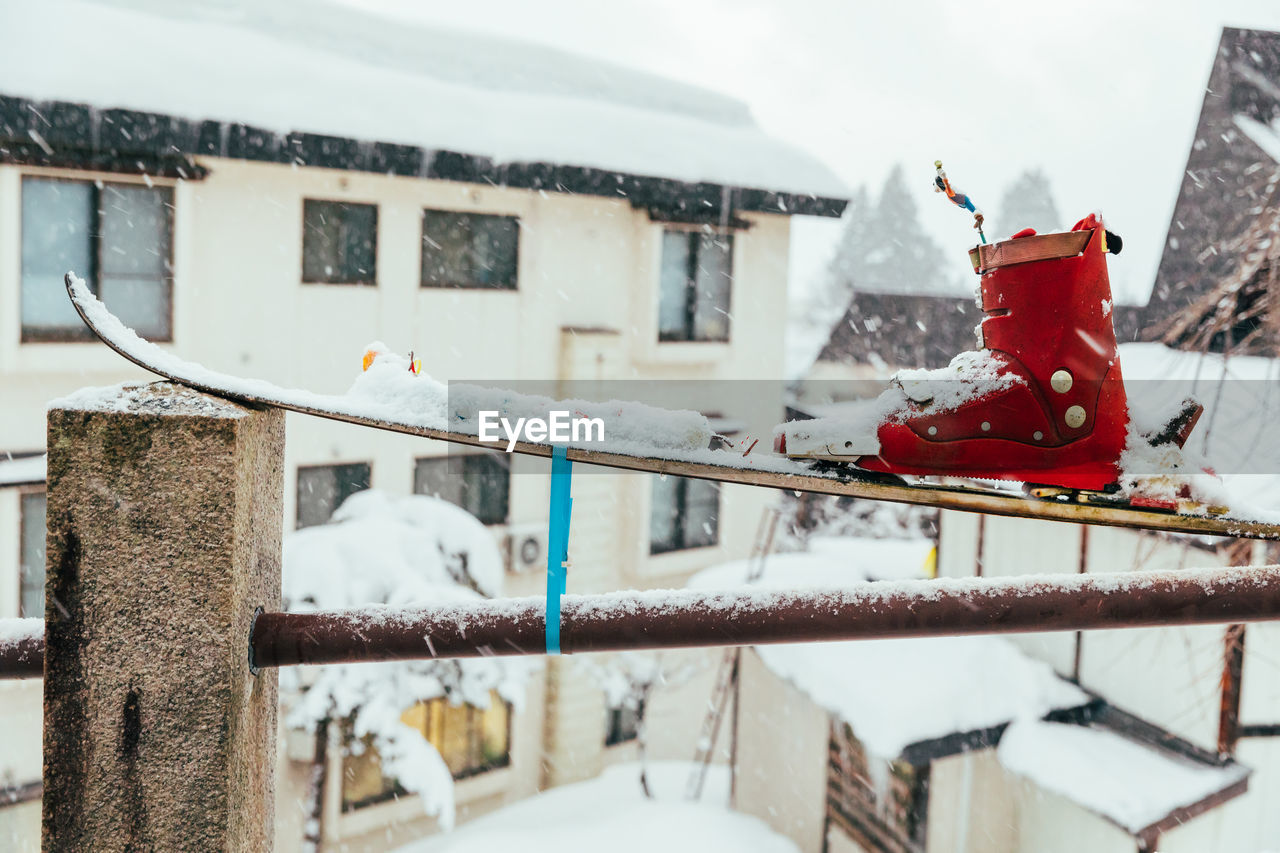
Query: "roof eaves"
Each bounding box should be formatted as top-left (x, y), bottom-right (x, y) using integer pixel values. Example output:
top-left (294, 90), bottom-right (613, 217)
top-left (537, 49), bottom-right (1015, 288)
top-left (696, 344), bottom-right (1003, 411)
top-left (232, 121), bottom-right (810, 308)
top-left (0, 94), bottom-right (848, 218)
top-left (1090, 703), bottom-right (1251, 843)
top-left (894, 696), bottom-right (1101, 767)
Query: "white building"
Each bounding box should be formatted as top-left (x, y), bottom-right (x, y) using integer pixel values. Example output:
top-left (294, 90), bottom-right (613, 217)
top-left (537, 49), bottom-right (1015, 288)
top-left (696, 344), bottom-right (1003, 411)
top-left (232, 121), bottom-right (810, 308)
top-left (0, 2), bottom-right (849, 850)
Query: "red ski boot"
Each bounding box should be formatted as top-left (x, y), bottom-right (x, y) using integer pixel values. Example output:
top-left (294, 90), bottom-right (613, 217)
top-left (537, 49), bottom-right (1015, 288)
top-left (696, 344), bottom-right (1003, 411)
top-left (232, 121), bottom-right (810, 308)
top-left (779, 214), bottom-right (1130, 491)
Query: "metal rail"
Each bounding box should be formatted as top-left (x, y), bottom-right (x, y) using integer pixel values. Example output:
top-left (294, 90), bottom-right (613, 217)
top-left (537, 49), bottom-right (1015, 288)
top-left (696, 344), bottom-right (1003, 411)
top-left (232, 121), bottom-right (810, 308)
top-left (248, 565), bottom-right (1280, 669)
top-left (0, 623), bottom-right (43, 679)
top-left (7, 565), bottom-right (1280, 679)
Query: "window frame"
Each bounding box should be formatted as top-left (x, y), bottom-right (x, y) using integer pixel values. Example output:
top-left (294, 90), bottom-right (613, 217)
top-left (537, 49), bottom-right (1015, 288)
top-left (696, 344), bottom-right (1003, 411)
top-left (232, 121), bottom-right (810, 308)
top-left (295, 461), bottom-right (372, 529)
top-left (413, 452), bottom-right (512, 527)
top-left (18, 486), bottom-right (47, 619)
top-left (19, 173), bottom-right (176, 344)
top-left (419, 208), bottom-right (521, 291)
top-left (648, 474), bottom-right (721, 556)
top-left (657, 225), bottom-right (734, 344)
top-left (341, 692), bottom-right (514, 812)
top-left (301, 198), bottom-right (379, 287)
top-left (605, 702), bottom-right (641, 747)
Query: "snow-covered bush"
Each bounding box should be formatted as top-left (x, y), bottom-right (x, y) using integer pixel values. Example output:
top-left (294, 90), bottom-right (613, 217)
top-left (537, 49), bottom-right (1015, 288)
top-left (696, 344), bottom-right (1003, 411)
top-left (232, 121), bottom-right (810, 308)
top-left (281, 490), bottom-right (534, 831)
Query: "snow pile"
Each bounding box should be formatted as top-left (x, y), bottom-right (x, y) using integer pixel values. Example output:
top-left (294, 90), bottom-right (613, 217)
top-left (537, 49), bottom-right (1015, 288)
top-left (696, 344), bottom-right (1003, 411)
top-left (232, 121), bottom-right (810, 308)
top-left (776, 350), bottom-right (1022, 454)
top-left (285, 491), bottom-right (506, 604)
top-left (393, 761), bottom-right (798, 853)
top-left (1119, 342), bottom-right (1280, 517)
top-left (998, 719), bottom-right (1248, 833)
top-left (806, 535), bottom-right (934, 582)
top-left (755, 635), bottom-right (1086, 760)
top-left (1115, 420), bottom-right (1234, 511)
top-left (2, 0), bottom-right (847, 199)
top-left (776, 393), bottom-right (895, 455)
top-left (891, 350), bottom-right (1024, 410)
top-left (687, 540), bottom-right (932, 590)
top-left (51, 379), bottom-right (250, 419)
top-left (0, 455), bottom-right (46, 487)
top-left (352, 345), bottom-right (712, 453)
top-left (687, 548), bottom-right (1086, 758)
top-left (282, 490), bottom-right (535, 831)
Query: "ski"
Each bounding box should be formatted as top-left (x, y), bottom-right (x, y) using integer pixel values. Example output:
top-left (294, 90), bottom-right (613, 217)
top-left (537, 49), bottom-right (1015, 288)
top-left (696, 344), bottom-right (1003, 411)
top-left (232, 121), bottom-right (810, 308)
top-left (64, 274), bottom-right (1280, 540)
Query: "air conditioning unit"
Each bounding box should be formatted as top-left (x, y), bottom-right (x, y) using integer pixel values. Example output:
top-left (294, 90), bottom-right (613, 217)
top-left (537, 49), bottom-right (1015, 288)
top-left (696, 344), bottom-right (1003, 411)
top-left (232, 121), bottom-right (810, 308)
top-left (503, 523), bottom-right (548, 573)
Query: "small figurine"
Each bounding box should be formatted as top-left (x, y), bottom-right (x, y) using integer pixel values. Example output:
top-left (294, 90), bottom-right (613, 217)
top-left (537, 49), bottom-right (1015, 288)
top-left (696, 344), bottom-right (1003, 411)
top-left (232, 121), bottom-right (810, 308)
top-left (934, 160), bottom-right (985, 243)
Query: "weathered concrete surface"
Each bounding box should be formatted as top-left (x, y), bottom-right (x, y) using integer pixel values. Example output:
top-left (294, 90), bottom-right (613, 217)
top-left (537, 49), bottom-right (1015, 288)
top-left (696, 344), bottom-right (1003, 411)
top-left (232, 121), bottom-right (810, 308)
top-left (42, 382), bottom-right (283, 852)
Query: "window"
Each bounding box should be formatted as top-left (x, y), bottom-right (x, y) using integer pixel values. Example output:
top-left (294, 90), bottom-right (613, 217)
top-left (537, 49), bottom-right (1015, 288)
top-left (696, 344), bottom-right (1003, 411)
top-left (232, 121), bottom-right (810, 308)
top-left (342, 692), bottom-right (512, 810)
top-left (302, 200), bottom-right (377, 285)
top-left (296, 462), bottom-right (371, 528)
top-left (649, 475), bottom-right (719, 554)
top-left (21, 177), bottom-right (173, 341)
top-left (658, 229), bottom-right (733, 342)
top-left (414, 454), bottom-right (510, 526)
top-left (605, 703), bottom-right (641, 747)
top-left (421, 210), bottom-right (519, 289)
top-left (19, 491), bottom-right (46, 618)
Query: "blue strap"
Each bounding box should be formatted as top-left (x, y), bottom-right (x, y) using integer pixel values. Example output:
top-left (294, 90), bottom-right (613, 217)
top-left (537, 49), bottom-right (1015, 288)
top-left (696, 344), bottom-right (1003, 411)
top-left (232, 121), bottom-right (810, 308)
top-left (545, 446), bottom-right (573, 654)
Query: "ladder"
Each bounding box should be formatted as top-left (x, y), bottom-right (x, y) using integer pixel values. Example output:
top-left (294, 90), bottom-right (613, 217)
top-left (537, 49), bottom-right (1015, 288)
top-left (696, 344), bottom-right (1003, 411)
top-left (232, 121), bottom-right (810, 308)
top-left (686, 506), bottom-right (781, 801)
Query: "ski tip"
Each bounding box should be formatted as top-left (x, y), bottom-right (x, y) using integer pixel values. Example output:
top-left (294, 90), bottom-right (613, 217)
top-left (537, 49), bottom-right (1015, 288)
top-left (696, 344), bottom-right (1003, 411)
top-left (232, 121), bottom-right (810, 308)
top-left (63, 270), bottom-right (99, 336)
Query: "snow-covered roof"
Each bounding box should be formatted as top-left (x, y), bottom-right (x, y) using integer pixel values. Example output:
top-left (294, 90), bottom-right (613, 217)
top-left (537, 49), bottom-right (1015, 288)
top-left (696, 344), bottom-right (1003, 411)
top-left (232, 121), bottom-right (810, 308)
top-left (998, 718), bottom-right (1249, 836)
top-left (0, 455), bottom-right (45, 488)
top-left (2, 0), bottom-right (849, 207)
top-left (394, 762), bottom-right (799, 853)
top-left (687, 540), bottom-right (934, 589)
top-left (688, 546), bottom-right (1090, 759)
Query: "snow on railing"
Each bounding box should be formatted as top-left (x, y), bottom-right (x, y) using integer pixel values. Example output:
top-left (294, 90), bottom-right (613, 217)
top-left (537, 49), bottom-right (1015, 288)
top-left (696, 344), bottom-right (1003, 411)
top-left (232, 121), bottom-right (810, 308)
top-left (9, 567), bottom-right (1280, 681)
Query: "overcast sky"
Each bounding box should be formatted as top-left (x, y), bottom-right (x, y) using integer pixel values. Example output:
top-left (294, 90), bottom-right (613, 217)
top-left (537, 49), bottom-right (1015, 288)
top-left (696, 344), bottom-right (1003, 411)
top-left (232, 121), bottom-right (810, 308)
top-left (348, 0), bottom-right (1280, 306)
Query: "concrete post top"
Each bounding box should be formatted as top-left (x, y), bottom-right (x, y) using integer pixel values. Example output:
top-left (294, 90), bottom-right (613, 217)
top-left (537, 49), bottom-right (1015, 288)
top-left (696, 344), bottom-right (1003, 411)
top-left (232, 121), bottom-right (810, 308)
top-left (48, 381), bottom-right (252, 419)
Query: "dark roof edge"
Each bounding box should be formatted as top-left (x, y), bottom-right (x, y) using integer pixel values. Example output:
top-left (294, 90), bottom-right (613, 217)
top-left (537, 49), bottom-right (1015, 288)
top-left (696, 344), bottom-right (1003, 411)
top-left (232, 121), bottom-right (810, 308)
top-left (1088, 702), bottom-right (1251, 844)
top-left (895, 697), bottom-right (1102, 767)
top-left (892, 694), bottom-right (1251, 841)
top-left (0, 94), bottom-right (848, 218)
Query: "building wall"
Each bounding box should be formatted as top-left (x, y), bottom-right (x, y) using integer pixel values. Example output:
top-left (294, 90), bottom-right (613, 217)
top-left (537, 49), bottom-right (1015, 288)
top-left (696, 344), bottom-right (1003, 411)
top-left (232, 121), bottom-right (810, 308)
top-left (736, 649), bottom-right (830, 853)
top-left (0, 155), bottom-right (794, 849)
top-left (937, 509), bottom-right (1280, 850)
top-left (937, 510), bottom-right (1229, 751)
top-left (926, 750), bottom-right (1018, 853)
top-left (1006, 776), bottom-right (1136, 853)
top-left (0, 679), bottom-right (41, 851)
top-left (0, 799), bottom-right (38, 853)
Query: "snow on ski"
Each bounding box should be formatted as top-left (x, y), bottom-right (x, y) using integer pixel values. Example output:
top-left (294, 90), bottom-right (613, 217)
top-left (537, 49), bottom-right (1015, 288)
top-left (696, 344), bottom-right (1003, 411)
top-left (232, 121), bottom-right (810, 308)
top-left (63, 273), bottom-right (1280, 540)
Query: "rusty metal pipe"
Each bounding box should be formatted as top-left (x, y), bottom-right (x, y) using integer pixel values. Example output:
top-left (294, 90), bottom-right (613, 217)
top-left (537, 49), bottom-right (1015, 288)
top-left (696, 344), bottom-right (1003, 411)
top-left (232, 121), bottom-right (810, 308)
top-left (250, 565), bottom-right (1280, 668)
top-left (0, 620), bottom-right (44, 680)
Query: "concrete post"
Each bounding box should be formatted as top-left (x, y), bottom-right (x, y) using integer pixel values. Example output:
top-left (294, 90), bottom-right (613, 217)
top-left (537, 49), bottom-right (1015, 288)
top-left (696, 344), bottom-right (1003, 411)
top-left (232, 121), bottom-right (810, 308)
top-left (42, 382), bottom-right (284, 852)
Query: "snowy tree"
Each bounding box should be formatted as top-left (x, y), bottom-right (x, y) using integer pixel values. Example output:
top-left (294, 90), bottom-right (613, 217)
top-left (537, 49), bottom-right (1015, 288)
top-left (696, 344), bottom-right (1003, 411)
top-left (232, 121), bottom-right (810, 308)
top-left (996, 168), bottom-right (1062, 237)
top-left (281, 490), bottom-right (534, 848)
top-left (579, 651), bottom-right (696, 798)
top-left (823, 165), bottom-right (952, 299)
top-left (812, 184), bottom-right (874, 322)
